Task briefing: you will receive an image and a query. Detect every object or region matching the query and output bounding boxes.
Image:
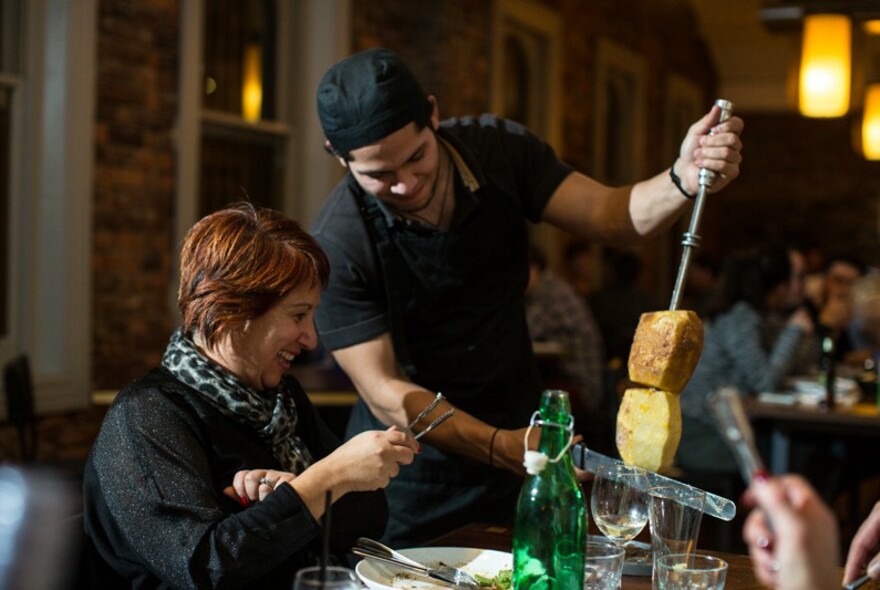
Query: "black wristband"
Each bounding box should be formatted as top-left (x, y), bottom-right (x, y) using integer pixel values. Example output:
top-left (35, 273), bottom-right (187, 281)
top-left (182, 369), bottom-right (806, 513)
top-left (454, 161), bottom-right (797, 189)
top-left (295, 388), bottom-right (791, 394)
top-left (670, 163), bottom-right (696, 200)
top-left (488, 427), bottom-right (501, 467)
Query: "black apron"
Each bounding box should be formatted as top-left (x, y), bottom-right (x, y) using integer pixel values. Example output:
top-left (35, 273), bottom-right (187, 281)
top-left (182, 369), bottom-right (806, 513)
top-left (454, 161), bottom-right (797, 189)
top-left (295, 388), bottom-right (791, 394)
top-left (347, 184), bottom-right (544, 548)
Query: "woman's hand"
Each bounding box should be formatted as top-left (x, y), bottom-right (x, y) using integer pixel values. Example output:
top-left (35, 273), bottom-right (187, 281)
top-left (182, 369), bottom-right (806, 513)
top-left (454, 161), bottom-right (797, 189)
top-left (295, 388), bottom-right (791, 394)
top-left (223, 426), bottom-right (416, 514)
top-left (742, 474), bottom-right (839, 590)
top-left (844, 500), bottom-right (880, 584)
top-left (223, 469), bottom-right (298, 506)
top-left (317, 426), bottom-right (418, 494)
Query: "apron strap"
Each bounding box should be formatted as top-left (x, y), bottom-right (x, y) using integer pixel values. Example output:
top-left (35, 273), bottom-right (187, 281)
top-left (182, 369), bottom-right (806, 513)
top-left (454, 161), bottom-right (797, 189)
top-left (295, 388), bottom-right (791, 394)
top-left (354, 190), bottom-right (418, 377)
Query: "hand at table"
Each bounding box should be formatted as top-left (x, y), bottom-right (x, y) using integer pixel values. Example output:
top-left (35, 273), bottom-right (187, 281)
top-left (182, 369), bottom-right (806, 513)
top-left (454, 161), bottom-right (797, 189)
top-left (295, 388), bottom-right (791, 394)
top-left (224, 469), bottom-right (298, 505)
top-left (223, 427), bottom-right (417, 508)
top-left (844, 500), bottom-right (880, 584)
top-left (742, 474), bottom-right (839, 590)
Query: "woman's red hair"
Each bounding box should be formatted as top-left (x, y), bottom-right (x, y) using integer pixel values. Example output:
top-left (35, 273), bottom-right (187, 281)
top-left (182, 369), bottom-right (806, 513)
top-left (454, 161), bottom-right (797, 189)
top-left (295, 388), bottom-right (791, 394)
top-left (178, 202), bottom-right (329, 349)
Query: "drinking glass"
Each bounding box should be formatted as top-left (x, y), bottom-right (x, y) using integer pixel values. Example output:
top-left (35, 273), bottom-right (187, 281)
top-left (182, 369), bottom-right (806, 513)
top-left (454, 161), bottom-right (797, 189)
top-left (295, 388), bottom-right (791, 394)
top-left (648, 486), bottom-right (705, 590)
top-left (583, 540), bottom-right (626, 590)
top-left (655, 554), bottom-right (727, 590)
top-left (590, 464), bottom-right (650, 547)
top-left (293, 566), bottom-right (361, 590)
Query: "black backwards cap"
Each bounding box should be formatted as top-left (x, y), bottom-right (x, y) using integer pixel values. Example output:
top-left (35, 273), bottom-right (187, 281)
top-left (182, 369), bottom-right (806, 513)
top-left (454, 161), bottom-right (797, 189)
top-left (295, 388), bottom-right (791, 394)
top-left (317, 48), bottom-right (433, 154)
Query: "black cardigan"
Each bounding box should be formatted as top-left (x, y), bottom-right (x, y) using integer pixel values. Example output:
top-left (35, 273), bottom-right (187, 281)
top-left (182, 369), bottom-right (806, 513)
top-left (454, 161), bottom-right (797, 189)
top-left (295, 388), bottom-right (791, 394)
top-left (83, 367), bottom-right (386, 589)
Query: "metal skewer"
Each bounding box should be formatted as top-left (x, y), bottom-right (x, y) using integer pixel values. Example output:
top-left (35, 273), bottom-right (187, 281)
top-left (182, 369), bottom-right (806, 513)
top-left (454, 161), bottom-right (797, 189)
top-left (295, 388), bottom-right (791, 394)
top-left (669, 99), bottom-right (734, 311)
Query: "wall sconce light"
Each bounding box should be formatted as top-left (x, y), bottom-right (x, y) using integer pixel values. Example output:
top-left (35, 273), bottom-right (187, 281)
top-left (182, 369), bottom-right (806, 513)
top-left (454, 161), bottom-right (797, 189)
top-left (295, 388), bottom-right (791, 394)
top-left (863, 84), bottom-right (880, 160)
top-left (242, 42), bottom-right (263, 122)
top-left (799, 14), bottom-right (852, 118)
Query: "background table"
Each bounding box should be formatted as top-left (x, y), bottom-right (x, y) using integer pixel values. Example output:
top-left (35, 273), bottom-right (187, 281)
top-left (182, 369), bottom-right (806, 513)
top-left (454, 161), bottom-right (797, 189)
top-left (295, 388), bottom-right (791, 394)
top-left (744, 397), bottom-right (880, 474)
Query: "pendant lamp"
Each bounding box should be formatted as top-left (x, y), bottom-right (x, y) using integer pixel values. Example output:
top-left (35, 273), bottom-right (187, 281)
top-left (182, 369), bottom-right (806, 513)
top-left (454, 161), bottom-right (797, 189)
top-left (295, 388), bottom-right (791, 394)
top-left (863, 84), bottom-right (880, 160)
top-left (799, 14), bottom-right (852, 118)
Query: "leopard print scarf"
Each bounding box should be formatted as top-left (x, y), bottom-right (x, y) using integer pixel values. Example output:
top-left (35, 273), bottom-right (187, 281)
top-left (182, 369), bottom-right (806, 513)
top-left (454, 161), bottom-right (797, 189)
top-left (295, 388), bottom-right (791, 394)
top-left (161, 329), bottom-right (313, 474)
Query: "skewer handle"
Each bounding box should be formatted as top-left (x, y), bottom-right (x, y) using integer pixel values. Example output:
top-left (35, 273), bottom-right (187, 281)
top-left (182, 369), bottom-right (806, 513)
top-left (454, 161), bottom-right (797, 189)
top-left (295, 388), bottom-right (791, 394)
top-left (669, 99), bottom-right (734, 311)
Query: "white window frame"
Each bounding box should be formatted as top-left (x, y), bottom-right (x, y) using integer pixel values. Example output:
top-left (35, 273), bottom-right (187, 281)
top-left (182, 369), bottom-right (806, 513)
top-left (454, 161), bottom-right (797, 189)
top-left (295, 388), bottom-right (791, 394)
top-left (490, 0), bottom-right (565, 262)
top-left (174, 0), bottom-right (350, 320)
top-left (2, 0), bottom-right (96, 413)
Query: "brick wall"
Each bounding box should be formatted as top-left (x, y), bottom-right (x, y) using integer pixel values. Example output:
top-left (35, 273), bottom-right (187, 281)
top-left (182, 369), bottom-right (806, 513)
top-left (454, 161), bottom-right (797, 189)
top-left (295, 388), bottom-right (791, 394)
top-left (92, 1), bottom-right (179, 389)
top-left (88, 0), bottom-right (717, 388)
top-left (700, 112), bottom-right (880, 263)
top-left (88, 0), bottom-right (880, 390)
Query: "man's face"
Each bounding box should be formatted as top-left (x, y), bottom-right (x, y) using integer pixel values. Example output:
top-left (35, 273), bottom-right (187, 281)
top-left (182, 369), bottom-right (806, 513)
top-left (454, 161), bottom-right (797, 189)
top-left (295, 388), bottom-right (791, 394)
top-left (826, 261), bottom-right (860, 302)
top-left (345, 120), bottom-right (441, 214)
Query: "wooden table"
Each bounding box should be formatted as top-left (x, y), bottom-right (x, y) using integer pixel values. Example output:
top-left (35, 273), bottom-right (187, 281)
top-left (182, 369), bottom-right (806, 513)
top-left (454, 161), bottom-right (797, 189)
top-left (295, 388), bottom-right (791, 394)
top-left (90, 362), bottom-right (359, 408)
top-left (289, 363), bottom-right (358, 406)
top-left (744, 396), bottom-right (880, 473)
top-left (426, 521), bottom-right (879, 589)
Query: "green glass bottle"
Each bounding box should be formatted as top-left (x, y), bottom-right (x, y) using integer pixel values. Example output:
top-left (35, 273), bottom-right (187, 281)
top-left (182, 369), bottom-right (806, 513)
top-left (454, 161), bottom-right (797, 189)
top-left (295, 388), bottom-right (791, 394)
top-left (512, 390), bottom-right (586, 590)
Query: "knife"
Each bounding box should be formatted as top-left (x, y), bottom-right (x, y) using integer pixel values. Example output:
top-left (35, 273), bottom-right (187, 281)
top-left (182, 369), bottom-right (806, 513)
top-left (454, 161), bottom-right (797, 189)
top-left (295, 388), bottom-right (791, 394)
top-left (571, 443), bottom-right (736, 521)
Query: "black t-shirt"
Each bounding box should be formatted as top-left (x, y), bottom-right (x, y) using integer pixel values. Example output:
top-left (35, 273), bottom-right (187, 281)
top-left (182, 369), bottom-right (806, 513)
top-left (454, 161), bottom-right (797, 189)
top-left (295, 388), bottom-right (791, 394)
top-left (310, 115), bottom-right (574, 546)
top-left (312, 114), bottom-right (572, 424)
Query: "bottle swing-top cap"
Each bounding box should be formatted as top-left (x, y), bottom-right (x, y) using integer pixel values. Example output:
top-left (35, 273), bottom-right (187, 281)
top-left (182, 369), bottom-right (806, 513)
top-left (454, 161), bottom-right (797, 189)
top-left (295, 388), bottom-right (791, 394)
top-left (522, 411), bottom-right (574, 475)
top-left (523, 450), bottom-right (549, 475)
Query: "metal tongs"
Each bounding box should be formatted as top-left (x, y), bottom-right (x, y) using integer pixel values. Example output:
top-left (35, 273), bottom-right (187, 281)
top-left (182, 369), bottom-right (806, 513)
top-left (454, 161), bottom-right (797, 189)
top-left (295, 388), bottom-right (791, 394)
top-left (670, 99), bottom-right (735, 311)
top-left (707, 387), bottom-right (767, 484)
top-left (709, 390), bottom-right (873, 590)
top-left (403, 392), bottom-right (455, 441)
top-left (353, 537), bottom-right (479, 589)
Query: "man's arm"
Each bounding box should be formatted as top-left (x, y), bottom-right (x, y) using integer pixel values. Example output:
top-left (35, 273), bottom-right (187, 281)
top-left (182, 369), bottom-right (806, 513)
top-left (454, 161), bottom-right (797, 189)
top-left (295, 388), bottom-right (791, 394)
top-left (332, 332), bottom-right (531, 474)
top-left (542, 104), bottom-right (743, 242)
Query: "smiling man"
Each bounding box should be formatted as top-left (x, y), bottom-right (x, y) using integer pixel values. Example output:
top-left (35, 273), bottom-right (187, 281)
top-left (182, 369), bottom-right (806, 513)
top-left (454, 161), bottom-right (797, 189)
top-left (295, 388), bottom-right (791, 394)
top-left (310, 47), bottom-right (744, 547)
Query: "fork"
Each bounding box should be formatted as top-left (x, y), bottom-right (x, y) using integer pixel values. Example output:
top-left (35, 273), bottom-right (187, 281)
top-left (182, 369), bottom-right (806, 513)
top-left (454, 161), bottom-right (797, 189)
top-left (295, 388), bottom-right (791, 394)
top-left (354, 537), bottom-right (479, 589)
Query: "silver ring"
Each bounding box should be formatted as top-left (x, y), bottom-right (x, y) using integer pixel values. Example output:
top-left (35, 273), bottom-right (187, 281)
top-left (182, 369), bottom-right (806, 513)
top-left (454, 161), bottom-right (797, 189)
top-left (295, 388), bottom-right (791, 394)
top-left (259, 477), bottom-right (276, 487)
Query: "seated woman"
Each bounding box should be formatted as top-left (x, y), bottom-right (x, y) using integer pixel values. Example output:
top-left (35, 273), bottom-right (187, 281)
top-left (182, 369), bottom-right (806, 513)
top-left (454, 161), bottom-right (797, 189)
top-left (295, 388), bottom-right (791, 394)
top-left (84, 202), bottom-right (418, 588)
top-left (677, 244), bottom-right (814, 476)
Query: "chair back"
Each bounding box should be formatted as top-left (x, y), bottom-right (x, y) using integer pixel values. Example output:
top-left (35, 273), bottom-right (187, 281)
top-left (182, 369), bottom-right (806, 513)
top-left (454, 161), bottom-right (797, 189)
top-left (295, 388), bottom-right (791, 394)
top-left (3, 354), bottom-right (38, 462)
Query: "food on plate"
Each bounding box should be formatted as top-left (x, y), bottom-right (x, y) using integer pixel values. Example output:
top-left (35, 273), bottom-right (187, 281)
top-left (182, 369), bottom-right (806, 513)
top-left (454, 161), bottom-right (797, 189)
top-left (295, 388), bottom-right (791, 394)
top-left (474, 569), bottom-right (512, 590)
top-left (616, 387), bottom-right (682, 473)
top-left (627, 310), bottom-right (703, 394)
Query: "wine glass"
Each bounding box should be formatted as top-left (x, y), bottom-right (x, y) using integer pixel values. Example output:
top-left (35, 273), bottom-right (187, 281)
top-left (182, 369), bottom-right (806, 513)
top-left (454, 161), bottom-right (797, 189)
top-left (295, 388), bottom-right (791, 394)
top-left (590, 464), bottom-right (649, 547)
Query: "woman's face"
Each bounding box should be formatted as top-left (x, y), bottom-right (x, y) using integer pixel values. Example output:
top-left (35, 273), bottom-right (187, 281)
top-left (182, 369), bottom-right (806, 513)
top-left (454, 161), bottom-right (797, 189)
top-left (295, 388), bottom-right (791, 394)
top-left (213, 283), bottom-right (321, 391)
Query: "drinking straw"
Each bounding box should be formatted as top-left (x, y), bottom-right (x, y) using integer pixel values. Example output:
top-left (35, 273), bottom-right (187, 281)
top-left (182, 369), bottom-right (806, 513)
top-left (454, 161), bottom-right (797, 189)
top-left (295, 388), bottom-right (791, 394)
top-left (320, 490), bottom-right (332, 587)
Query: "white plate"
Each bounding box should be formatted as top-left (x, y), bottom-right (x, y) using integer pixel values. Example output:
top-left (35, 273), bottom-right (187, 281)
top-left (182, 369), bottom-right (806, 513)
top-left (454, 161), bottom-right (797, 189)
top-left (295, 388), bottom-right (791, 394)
top-left (789, 376), bottom-right (857, 396)
top-left (788, 376), bottom-right (859, 406)
top-left (355, 547), bottom-right (512, 590)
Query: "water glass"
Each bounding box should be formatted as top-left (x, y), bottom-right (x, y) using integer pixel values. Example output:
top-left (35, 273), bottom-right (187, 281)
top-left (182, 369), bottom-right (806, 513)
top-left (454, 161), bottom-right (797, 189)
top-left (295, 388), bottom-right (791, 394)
top-left (648, 486), bottom-right (705, 589)
top-left (582, 540), bottom-right (626, 590)
top-left (293, 566), bottom-right (361, 590)
top-left (655, 554), bottom-right (728, 590)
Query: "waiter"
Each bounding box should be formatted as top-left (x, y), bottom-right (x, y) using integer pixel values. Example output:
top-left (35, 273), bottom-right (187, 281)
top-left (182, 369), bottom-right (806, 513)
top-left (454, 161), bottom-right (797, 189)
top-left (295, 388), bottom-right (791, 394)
top-left (311, 47), bottom-right (743, 547)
